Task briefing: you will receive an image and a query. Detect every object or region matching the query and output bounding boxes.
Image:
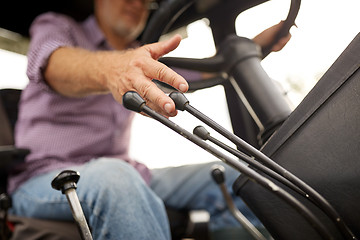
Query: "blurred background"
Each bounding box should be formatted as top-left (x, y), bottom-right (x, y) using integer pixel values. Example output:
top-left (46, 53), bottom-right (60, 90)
top-left (0, 0), bottom-right (359, 169)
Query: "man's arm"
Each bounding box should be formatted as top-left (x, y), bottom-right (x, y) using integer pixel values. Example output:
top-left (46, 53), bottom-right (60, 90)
top-left (44, 35), bottom-right (188, 117)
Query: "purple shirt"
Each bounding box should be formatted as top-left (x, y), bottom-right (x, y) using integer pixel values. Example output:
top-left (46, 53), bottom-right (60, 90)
top-left (8, 13), bottom-right (151, 193)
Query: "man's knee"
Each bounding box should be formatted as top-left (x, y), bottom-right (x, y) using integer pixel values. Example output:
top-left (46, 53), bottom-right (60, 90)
top-left (78, 158), bottom-right (146, 190)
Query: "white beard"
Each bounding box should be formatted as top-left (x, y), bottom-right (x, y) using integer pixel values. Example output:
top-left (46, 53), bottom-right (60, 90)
top-left (112, 18), bottom-right (145, 41)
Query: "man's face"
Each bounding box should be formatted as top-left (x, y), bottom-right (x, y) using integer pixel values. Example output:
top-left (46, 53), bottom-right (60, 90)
top-left (99, 0), bottom-right (150, 41)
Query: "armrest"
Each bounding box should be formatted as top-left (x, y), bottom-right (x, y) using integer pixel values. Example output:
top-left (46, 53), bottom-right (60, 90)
top-left (0, 145), bottom-right (30, 169)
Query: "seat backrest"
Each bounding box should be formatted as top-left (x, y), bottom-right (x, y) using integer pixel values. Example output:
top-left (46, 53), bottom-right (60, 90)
top-left (0, 88), bottom-right (22, 193)
top-left (0, 97), bottom-right (13, 146)
top-left (0, 88), bottom-right (22, 141)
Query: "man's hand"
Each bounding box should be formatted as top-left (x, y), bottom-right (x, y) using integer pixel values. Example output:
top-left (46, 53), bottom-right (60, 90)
top-left (103, 34), bottom-right (188, 117)
top-left (253, 21), bottom-right (292, 52)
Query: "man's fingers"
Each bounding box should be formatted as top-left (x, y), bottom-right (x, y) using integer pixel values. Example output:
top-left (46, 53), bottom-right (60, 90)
top-left (144, 34), bottom-right (182, 60)
top-left (117, 35), bottom-right (186, 117)
top-left (142, 58), bottom-right (188, 93)
top-left (142, 34), bottom-right (188, 92)
top-left (132, 76), bottom-right (177, 117)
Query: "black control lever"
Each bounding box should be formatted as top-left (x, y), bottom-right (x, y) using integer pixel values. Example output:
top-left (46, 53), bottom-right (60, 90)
top-left (194, 125), bottom-right (305, 199)
top-left (211, 165), bottom-right (268, 240)
top-left (169, 91), bottom-right (356, 240)
top-left (51, 170), bottom-right (93, 240)
top-left (0, 193), bottom-right (12, 240)
top-left (123, 91), bottom-right (331, 240)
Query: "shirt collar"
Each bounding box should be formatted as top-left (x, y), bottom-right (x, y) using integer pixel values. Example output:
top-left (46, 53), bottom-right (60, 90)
top-left (82, 15), bottom-right (109, 49)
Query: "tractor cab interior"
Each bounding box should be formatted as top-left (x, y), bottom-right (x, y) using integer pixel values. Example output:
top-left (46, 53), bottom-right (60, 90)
top-left (1, 0), bottom-right (360, 239)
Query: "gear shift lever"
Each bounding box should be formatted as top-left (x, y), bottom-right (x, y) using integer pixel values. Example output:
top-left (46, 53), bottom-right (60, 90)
top-left (211, 165), bottom-right (267, 240)
top-left (0, 193), bottom-right (12, 240)
top-left (51, 170), bottom-right (93, 240)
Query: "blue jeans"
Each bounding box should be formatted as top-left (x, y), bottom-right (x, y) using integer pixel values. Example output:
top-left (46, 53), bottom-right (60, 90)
top-left (11, 158), bottom-right (261, 239)
top-left (151, 161), bottom-right (261, 231)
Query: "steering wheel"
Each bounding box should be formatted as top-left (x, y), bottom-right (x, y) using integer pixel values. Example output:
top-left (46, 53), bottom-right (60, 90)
top-left (141, 0), bottom-right (301, 91)
top-left (141, 0), bottom-right (301, 145)
top-left (142, 0), bottom-right (300, 47)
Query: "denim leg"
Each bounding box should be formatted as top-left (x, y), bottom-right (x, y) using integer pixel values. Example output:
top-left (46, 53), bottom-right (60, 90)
top-left (150, 161), bottom-right (262, 231)
top-left (11, 158), bottom-right (170, 240)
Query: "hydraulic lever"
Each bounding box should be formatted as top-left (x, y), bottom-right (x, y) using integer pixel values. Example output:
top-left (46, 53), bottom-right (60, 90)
top-left (51, 170), bottom-right (93, 240)
top-left (123, 90), bottom-right (332, 240)
top-left (211, 165), bottom-right (268, 240)
top-left (0, 193), bottom-right (12, 240)
top-left (169, 91), bottom-right (357, 240)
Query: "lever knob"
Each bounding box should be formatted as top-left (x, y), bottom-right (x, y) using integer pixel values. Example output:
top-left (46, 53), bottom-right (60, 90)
top-left (211, 165), bottom-right (226, 185)
top-left (169, 91), bottom-right (189, 111)
top-left (0, 193), bottom-right (12, 211)
top-left (123, 91), bottom-right (146, 112)
top-left (193, 126), bottom-right (210, 140)
top-left (51, 170), bottom-right (80, 194)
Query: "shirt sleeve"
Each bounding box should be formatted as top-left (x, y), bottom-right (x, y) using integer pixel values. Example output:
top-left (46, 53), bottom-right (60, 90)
top-left (26, 12), bottom-right (81, 89)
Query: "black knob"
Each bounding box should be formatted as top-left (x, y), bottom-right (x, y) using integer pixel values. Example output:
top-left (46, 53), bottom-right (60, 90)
top-left (169, 91), bottom-right (189, 111)
top-left (0, 193), bottom-right (12, 211)
top-left (211, 165), bottom-right (225, 185)
top-left (51, 170), bottom-right (80, 194)
top-left (193, 126), bottom-right (210, 140)
top-left (123, 91), bottom-right (146, 112)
